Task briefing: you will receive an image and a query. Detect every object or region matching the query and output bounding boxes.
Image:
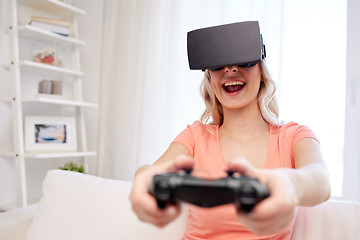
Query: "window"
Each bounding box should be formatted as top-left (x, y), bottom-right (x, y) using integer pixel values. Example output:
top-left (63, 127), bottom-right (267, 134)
top-left (275, 0), bottom-right (347, 196)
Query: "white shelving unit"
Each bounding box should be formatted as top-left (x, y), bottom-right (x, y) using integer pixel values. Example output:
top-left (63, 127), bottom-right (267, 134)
top-left (18, 0), bottom-right (86, 17)
top-left (18, 24), bottom-right (85, 46)
top-left (3, 0), bottom-right (97, 208)
top-left (5, 60), bottom-right (84, 77)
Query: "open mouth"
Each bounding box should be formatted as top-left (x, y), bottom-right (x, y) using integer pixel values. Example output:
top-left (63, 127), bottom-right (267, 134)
top-left (222, 80), bottom-right (245, 94)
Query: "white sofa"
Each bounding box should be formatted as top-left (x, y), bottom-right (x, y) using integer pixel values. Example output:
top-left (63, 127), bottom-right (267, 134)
top-left (0, 170), bottom-right (359, 240)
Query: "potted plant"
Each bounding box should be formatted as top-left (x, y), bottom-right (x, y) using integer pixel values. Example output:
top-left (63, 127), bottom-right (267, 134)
top-left (59, 161), bottom-right (85, 173)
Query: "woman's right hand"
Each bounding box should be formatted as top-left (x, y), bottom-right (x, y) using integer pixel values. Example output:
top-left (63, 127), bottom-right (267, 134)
top-left (129, 154), bottom-right (194, 227)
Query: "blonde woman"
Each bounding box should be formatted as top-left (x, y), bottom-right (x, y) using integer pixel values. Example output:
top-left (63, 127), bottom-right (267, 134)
top-left (129, 22), bottom-right (330, 239)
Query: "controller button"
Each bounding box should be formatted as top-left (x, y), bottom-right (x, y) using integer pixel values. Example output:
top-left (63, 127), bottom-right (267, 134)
top-left (183, 168), bottom-right (192, 174)
top-left (227, 170), bottom-right (235, 176)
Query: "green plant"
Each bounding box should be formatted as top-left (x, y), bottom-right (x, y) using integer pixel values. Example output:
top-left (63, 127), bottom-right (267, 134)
top-left (59, 161), bottom-right (85, 173)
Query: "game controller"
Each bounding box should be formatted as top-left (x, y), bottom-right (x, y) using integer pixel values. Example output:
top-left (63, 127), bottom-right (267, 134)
top-left (152, 170), bottom-right (270, 213)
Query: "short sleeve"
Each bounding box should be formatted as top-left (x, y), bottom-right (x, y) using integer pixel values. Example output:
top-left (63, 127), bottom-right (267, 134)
top-left (172, 123), bottom-right (196, 156)
top-left (268, 122), bottom-right (320, 169)
top-left (292, 124), bottom-right (319, 148)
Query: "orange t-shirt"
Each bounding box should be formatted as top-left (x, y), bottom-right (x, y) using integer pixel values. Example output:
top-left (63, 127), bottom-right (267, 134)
top-left (172, 121), bottom-right (318, 240)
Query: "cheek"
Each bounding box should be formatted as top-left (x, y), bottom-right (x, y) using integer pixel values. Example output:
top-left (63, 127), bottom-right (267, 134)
top-left (246, 65), bottom-right (261, 78)
top-left (209, 78), bottom-right (216, 87)
top-left (209, 82), bottom-right (218, 98)
top-left (210, 80), bottom-right (222, 96)
top-left (246, 68), bottom-right (262, 87)
top-left (209, 71), bottom-right (222, 82)
top-left (209, 75), bottom-right (221, 91)
top-left (251, 65), bottom-right (262, 80)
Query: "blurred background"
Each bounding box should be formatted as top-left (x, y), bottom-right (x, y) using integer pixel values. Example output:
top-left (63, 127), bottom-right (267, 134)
top-left (1, 0), bottom-right (358, 209)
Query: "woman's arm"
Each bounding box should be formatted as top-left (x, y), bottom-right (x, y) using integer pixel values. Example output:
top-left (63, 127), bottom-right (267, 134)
top-left (228, 138), bottom-right (331, 235)
top-left (129, 143), bottom-right (193, 227)
top-left (292, 138), bottom-right (331, 206)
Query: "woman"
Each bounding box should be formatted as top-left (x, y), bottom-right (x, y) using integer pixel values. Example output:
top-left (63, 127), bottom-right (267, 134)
top-left (129, 22), bottom-right (330, 239)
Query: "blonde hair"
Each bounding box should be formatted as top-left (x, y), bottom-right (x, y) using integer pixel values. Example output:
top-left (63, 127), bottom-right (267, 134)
top-left (200, 61), bottom-right (280, 126)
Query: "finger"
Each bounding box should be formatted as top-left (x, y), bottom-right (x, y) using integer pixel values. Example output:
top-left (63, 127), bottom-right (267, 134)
top-left (238, 202), bottom-right (296, 234)
top-left (133, 204), bottom-right (181, 227)
top-left (129, 185), bottom-right (159, 212)
top-left (130, 188), bottom-right (181, 224)
top-left (164, 154), bottom-right (194, 172)
top-left (237, 182), bottom-right (296, 221)
top-left (227, 158), bottom-right (259, 178)
top-left (235, 182), bottom-right (278, 219)
top-left (253, 191), bottom-right (297, 220)
top-left (237, 197), bottom-right (280, 220)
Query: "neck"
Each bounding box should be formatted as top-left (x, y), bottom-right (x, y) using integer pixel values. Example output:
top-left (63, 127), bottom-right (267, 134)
top-left (220, 101), bottom-right (269, 140)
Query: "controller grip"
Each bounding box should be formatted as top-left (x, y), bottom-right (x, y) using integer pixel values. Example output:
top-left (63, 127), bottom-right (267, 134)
top-left (237, 182), bottom-right (270, 213)
top-left (153, 177), bottom-right (177, 209)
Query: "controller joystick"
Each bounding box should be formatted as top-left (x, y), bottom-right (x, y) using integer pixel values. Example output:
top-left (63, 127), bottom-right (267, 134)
top-left (152, 170), bottom-right (270, 213)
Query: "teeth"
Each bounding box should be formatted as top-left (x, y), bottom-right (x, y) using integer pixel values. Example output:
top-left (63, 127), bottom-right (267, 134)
top-left (224, 81), bottom-right (245, 87)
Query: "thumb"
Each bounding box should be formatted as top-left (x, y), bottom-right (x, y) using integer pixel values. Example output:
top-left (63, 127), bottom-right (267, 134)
top-left (227, 158), bottom-right (259, 178)
top-left (164, 154), bottom-right (194, 172)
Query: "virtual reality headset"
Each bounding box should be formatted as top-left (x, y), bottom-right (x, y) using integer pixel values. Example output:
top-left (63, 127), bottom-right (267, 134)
top-left (187, 21), bottom-right (266, 71)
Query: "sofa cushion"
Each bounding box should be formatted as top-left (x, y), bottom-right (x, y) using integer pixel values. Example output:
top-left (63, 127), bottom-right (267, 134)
top-left (292, 200), bottom-right (360, 239)
top-left (0, 204), bottom-right (37, 240)
top-left (25, 170), bottom-right (187, 240)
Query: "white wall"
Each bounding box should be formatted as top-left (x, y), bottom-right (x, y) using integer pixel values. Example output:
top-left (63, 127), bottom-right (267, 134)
top-left (76, 0), bottom-right (103, 174)
top-left (0, 0), bottom-right (103, 209)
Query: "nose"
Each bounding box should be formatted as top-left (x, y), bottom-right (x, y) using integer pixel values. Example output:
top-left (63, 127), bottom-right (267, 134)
top-left (224, 65), bottom-right (239, 73)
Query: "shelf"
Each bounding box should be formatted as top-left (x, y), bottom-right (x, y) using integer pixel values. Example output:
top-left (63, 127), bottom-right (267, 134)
top-left (18, 0), bottom-right (86, 18)
top-left (16, 60), bottom-right (83, 78)
top-left (3, 61), bottom-right (83, 78)
top-left (21, 96), bottom-right (98, 107)
top-left (0, 152), bottom-right (14, 158)
top-left (0, 151), bottom-right (97, 159)
top-left (3, 96), bottom-right (98, 107)
top-left (18, 25), bottom-right (84, 46)
top-left (25, 151), bottom-right (97, 159)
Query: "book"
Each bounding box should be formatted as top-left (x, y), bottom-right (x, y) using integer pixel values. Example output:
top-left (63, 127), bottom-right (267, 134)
top-left (30, 16), bottom-right (71, 27)
top-left (29, 20), bottom-right (71, 37)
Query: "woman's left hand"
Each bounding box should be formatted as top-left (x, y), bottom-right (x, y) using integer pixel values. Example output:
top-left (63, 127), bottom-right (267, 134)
top-left (227, 158), bottom-right (299, 236)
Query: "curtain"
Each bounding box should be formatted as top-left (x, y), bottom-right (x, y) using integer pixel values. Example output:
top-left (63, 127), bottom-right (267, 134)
top-left (97, 0), bottom-right (350, 199)
top-left (97, 0), bottom-right (284, 180)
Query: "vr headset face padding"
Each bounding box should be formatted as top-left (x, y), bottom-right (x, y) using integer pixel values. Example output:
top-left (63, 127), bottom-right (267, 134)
top-left (187, 21), bottom-right (266, 70)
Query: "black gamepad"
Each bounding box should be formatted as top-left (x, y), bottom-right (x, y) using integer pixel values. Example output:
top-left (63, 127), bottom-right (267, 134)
top-left (152, 170), bottom-right (270, 213)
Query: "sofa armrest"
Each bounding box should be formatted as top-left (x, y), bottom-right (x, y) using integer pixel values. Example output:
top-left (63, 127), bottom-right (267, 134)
top-left (25, 170), bottom-right (187, 240)
top-left (0, 204), bottom-right (37, 240)
top-left (292, 200), bottom-right (360, 240)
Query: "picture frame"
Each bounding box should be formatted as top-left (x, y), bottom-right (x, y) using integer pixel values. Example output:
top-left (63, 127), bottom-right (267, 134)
top-left (25, 116), bottom-right (77, 152)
